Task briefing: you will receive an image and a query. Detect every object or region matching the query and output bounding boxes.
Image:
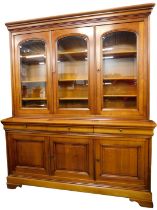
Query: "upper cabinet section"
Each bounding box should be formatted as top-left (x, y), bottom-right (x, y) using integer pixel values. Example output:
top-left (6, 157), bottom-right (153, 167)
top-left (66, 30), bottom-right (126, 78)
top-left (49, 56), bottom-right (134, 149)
top-left (7, 4), bottom-right (154, 118)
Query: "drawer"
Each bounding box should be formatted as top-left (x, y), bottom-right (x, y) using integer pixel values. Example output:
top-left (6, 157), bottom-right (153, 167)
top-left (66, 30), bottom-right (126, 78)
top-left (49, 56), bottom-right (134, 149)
top-left (68, 126), bottom-right (93, 133)
top-left (6, 124), bottom-right (93, 134)
top-left (94, 126), bottom-right (153, 135)
top-left (27, 125), bottom-right (93, 133)
top-left (4, 124), bottom-right (27, 130)
top-left (26, 125), bottom-right (69, 132)
top-left (4, 124), bottom-right (70, 132)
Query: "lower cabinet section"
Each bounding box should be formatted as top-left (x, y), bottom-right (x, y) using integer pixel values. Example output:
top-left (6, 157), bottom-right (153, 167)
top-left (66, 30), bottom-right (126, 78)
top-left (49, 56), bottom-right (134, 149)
top-left (7, 132), bottom-right (150, 190)
top-left (7, 133), bottom-right (94, 181)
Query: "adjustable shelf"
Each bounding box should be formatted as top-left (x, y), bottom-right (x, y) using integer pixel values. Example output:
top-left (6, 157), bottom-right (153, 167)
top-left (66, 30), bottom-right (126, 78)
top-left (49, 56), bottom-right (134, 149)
top-left (21, 80), bottom-right (46, 83)
top-left (22, 98), bottom-right (47, 100)
top-left (58, 50), bottom-right (87, 61)
top-left (103, 95), bottom-right (137, 97)
top-left (20, 54), bottom-right (46, 64)
top-left (58, 50), bottom-right (87, 55)
top-left (103, 49), bottom-right (136, 58)
top-left (103, 77), bottom-right (137, 81)
top-left (59, 97), bottom-right (88, 100)
top-left (58, 78), bottom-right (88, 82)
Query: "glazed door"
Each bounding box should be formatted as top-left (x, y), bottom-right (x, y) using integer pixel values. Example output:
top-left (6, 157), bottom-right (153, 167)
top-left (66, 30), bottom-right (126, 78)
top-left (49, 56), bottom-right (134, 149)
top-left (14, 31), bottom-right (52, 116)
top-left (95, 137), bottom-right (149, 189)
top-left (7, 133), bottom-right (50, 177)
top-left (52, 27), bottom-right (95, 114)
top-left (96, 22), bottom-right (147, 119)
top-left (50, 136), bottom-right (94, 181)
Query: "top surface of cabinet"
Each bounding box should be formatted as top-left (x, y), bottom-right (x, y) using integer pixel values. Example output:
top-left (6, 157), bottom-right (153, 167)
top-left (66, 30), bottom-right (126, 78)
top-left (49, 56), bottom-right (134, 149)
top-left (6, 3), bottom-right (155, 120)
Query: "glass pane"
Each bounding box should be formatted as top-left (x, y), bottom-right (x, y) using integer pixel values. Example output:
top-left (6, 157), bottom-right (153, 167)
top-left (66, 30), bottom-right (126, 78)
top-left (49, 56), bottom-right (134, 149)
top-left (102, 31), bottom-right (137, 109)
top-left (57, 36), bottom-right (88, 108)
top-left (20, 40), bottom-right (47, 108)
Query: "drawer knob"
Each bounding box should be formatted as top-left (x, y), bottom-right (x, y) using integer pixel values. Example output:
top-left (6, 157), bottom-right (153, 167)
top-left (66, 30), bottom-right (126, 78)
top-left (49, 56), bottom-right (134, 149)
top-left (96, 159), bottom-right (100, 162)
top-left (119, 129), bottom-right (123, 132)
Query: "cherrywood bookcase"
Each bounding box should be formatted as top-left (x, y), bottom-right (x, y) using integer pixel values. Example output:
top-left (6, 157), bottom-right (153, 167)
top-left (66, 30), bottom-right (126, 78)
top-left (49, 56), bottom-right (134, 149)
top-left (2, 3), bottom-right (156, 208)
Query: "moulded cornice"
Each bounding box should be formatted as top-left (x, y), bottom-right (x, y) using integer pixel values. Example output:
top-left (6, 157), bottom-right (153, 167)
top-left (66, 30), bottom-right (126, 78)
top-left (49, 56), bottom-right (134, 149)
top-left (5, 3), bottom-right (155, 32)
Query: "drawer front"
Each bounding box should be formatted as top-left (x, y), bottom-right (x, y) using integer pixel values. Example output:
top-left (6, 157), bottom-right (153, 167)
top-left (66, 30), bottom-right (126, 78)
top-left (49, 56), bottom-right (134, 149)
top-left (28, 125), bottom-right (93, 133)
top-left (26, 125), bottom-right (69, 132)
top-left (5, 124), bottom-right (93, 134)
top-left (68, 126), bottom-right (93, 133)
top-left (94, 126), bottom-right (153, 135)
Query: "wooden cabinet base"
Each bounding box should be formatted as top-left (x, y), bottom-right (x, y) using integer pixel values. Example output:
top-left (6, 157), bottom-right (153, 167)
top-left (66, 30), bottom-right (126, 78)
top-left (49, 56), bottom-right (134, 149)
top-left (130, 199), bottom-right (153, 208)
top-left (7, 176), bottom-right (153, 208)
top-left (7, 183), bottom-right (22, 189)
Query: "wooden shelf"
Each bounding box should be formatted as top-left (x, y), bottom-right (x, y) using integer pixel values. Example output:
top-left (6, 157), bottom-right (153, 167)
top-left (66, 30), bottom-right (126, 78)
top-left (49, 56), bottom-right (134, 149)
top-left (59, 97), bottom-right (88, 101)
top-left (22, 98), bottom-right (47, 101)
top-left (59, 78), bottom-right (88, 82)
top-left (103, 50), bottom-right (136, 58)
top-left (103, 77), bottom-right (137, 81)
top-left (21, 80), bottom-right (46, 83)
top-left (22, 104), bottom-right (47, 108)
top-left (20, 54), bottom-right (46, 58)
top-left (103, 95), bottom-right (137, 97)
top-left (21, 55), bottom-right (46, 64)
top-left (58, 50), bottom-right (87, 55)
top-left (58, 50), bottom-right (87, 61)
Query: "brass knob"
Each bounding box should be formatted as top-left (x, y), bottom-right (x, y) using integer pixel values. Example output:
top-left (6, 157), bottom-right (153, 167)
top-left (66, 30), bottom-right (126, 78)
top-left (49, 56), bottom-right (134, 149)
top-left (119, 129), bottom-right (123, 132)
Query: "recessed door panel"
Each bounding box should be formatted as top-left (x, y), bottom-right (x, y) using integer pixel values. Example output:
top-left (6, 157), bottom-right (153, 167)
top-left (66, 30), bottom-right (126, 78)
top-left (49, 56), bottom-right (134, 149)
top-left (50, 136), bottom-right (94, 180)
top-left (7, 134), bottom-right (50, 176)
top-left (95, 137), bottom-right (149, 189)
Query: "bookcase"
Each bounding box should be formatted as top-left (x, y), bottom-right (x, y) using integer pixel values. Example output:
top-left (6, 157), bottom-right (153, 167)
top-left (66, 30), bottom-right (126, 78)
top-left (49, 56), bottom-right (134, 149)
top-left (2, 3), bottom-right (156, 208)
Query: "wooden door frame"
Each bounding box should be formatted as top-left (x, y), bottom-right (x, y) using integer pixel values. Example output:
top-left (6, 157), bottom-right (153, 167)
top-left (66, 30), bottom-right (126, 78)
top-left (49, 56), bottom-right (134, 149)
top-left (49, 135), bottom-right (94, 181)
top-left (6, 133), bottom-right (50, 176)
top-left (13, 31), bottom-right (53, 116)
top-left (94, 136), bottom-right (149, 189)
top-left (96, 21), bottom-right (147, 119)
top-left (51, 27), bottom-right (96, 115)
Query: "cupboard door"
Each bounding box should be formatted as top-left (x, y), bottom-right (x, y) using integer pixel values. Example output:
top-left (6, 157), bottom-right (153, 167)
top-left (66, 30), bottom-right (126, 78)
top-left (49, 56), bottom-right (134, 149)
top-left (7, 133), bottom-right (50, 177)
top-left (50, 136), bottom-right (94, 181)
top-left (14, 31), bottom-right (52, 115)
top-left (95, 137), bottom-right (149, 189)
top-left (52, 27), bottom-right (95, 114)
top-left (96, 22), bottom-right (146, 119)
